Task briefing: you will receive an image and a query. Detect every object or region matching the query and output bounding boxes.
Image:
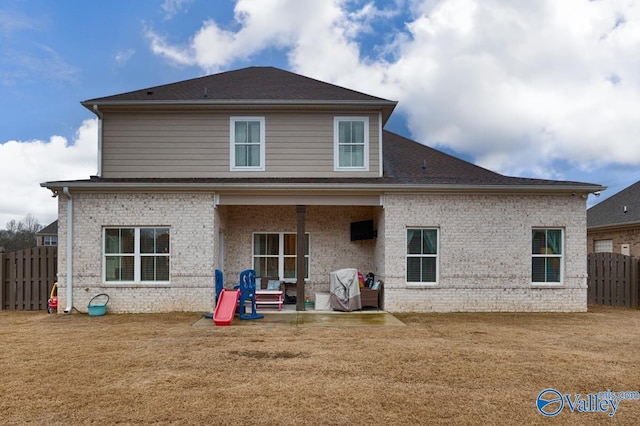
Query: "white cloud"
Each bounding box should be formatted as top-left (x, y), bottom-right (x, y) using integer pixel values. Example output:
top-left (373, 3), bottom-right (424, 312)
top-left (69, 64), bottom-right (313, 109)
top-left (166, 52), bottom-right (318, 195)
top-left (0, 119), bottom-right (98, 228)
top-left (145, 0), bottom-right (640, 181)
top-left (0, 9), bottom-right (34, 34)
top-left (161, 0), bottom-right (194, 20)
top-left (114, 48), bottom-right (135, 65)
top-left (2, 43), bottom-right (79, 86)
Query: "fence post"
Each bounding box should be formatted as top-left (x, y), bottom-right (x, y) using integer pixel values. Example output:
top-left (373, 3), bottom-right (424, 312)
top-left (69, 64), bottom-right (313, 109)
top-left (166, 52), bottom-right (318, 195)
top-left (0, 247), bottom-right (4, 311)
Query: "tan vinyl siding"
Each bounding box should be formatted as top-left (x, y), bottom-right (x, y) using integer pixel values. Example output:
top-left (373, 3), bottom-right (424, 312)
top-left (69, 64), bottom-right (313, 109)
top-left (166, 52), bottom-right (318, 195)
top-left (101, 110), bottom-right (380, 178)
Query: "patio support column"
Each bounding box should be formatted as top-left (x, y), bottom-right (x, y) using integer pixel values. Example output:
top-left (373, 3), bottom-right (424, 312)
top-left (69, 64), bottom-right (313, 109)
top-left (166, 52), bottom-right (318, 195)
top-left (296, 205), bottom-right (306, 311)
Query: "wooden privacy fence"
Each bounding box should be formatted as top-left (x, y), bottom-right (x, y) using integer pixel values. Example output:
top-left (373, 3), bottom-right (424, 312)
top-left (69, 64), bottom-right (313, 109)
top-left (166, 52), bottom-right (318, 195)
top-left (0, 246), bottom-right (57, 311)
top-left (587, 252), bottom-right (640, 308)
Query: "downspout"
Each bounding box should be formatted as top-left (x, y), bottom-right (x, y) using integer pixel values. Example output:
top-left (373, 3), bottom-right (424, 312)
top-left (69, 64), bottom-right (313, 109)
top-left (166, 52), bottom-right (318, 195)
top-left (63, 187), bottom-right (73, 313)
top-left (93, 105), bottom-right (103, 176)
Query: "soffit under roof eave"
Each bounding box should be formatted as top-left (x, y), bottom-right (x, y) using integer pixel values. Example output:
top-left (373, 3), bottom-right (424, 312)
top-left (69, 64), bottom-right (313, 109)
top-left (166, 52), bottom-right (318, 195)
top-left (41, 181), bottom-right (605, 195)
top-left (587, 221), bottom-right (640, 232)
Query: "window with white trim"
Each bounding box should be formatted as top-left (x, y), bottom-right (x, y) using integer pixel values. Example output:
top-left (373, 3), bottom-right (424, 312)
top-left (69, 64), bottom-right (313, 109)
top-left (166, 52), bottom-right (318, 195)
top-left (43, 236), bottom-right (57, 246)
top-left (253, 233), bottom-right (309, 280)
top-left (334, 117), bottom-right (369, 170)
top-left (594, 239), bottom-right (613, 253)
top-left (532, 228), bottom-right (563, 283)
top-left (104, 227), bottom-right (170, 283)
top-left (230, 117), bottom-right (265, 170)
top-left (406, 228), bottom-right (439, 284)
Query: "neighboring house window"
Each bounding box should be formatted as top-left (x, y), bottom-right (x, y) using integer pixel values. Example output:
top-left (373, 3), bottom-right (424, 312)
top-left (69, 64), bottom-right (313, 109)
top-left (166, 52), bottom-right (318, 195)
top-left (334, 117), bottom-right (369, 170)
top-left (406, 228), bottom-right (439, 284)
top-left (594, 239), bottom-right (613, 253)
top-left (532, 228), bottom-right (563, 283)
top-left (43, 236), bottom-right (57, 246)
top-left (104, 227), bottom-right (170, 283)
top-left (230, 117), bottom-right (265, 171)
top-left (253, 233), bottom-right (310, 280)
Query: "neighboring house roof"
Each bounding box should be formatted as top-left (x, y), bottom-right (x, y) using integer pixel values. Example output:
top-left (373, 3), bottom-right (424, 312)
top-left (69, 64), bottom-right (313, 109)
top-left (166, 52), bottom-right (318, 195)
top-left (588, 180), bottom-right (640, 230)
top-left (82, 66), bottom-right (398, 123)
top-left (37, 220), bottom-right (58, 236)
top-left (42, 130), bottom-right (603, 193)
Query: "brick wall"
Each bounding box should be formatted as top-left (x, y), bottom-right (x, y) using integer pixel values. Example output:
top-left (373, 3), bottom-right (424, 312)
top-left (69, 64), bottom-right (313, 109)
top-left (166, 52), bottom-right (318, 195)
top-left (587, 228), bottom-right (640, 257)
top-left (382, 193), bottom-right (588, 312)
top-left (56, 190), bottom-right (588, 313)
top-left (56, 192), bottom-right (216, 313)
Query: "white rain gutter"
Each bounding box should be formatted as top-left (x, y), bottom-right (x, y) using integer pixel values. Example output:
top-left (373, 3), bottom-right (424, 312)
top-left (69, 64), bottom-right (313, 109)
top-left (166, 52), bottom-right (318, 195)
top-left (63, 187), bottom-right (73, 313)
top-left (93, 105), bottom-right (103, 177)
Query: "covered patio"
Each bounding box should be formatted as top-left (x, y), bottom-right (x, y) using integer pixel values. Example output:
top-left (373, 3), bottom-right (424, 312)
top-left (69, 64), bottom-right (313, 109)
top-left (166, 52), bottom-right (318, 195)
top-left (214, 199), bottom-right (385, 311)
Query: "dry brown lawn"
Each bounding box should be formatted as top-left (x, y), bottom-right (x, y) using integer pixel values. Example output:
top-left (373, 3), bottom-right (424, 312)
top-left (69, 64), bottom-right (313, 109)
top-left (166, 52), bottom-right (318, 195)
top-left (1, 306), bottom-right (640, 425)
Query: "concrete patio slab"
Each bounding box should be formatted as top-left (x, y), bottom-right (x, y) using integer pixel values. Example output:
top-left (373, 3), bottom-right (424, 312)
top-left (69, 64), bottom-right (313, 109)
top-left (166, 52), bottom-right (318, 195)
top-left (194, 311), bottom-right (405, 327)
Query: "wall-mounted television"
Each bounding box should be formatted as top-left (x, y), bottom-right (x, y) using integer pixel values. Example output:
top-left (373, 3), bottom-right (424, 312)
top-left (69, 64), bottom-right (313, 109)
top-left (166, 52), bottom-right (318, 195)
top-left (350, 219), bottom-right (376, 241)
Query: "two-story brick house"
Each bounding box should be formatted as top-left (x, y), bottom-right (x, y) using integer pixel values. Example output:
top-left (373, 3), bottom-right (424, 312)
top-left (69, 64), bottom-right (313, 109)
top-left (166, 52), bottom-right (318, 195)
top-left (42, 66), bottom-right (603, 313)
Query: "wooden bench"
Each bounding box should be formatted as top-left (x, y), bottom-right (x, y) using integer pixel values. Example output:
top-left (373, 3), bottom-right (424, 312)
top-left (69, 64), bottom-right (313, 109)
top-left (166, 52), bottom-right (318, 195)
top-left (254, 290), bottom-right (283, 311)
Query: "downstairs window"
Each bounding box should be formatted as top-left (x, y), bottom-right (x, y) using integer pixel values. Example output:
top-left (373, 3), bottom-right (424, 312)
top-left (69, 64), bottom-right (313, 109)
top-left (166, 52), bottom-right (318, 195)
top-left (406, 228), bottom-right (439, 284)
top-left (104, 227), bottom-right (170, 283)
top-left (532, 228), bottom-right (563, 284)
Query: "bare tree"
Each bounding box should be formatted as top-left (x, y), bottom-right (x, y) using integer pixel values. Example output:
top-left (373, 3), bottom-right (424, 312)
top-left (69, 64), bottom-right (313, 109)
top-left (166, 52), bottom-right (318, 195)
top-left (0, 215), bottom-right (43, 252)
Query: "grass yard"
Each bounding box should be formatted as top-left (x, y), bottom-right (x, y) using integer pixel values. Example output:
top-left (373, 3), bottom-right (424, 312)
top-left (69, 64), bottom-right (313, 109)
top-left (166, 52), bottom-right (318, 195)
top-left (1, 305), bottom-right (640, 425)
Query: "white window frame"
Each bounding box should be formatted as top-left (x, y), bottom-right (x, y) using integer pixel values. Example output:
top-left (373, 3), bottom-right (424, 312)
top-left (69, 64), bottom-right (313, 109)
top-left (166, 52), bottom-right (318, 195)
top-left (406, 227), bottom-right (439, 286)
top-left (252, 232), bottom-right (310, 282)
top-left (230, 116), bottom-right (266, 171)
top-left (531, 228), bottom-right (564, 285)
top-left (43, 236), bottom-right (57, 246)
top-left (103, 227), bottom-right (171, 285)
top-left (334, 116), bottom-right (369, 171)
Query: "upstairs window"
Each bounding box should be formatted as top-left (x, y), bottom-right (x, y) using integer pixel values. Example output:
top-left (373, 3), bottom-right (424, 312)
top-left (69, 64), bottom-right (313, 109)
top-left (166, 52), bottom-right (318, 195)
top-left (230, 117), bottom-right (265, 171)
top-left (532, 228), bottom-right (563, 284)
top-left (334, 117), bottom-right (369, 170)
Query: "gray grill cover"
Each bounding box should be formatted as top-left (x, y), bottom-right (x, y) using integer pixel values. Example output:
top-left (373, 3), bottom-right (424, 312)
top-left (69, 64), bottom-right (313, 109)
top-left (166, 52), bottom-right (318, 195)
top-left (329, 268), bottom-right (362, 311)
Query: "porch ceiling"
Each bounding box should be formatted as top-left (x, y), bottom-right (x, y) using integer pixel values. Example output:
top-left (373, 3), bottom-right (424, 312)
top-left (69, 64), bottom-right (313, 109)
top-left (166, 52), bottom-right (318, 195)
top-left (218, 193), bottom-right (382, 206)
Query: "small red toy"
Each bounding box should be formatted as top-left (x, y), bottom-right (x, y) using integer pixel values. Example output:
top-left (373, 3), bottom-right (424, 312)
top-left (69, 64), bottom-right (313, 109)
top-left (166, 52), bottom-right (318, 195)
top-left (47, 282), bottom-right (58, 314)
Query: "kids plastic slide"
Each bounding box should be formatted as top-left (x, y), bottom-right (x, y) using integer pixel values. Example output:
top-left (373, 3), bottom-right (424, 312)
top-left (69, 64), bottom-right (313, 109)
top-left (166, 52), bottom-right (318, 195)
top-left (213, 289), bottom-right (240, 326)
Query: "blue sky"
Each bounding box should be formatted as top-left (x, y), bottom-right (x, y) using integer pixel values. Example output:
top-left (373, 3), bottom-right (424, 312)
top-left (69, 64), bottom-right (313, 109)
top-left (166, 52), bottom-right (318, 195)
top-left (1, 0), bottom-right (639, 227)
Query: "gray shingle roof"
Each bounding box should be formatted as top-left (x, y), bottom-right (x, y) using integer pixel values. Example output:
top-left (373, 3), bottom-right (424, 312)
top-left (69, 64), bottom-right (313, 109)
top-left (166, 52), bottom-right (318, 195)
top-left (37, 220), bottom-right (58, 235)
top-left (587, 180), bottom-right (640, 228)
top-left (83, 66), bottom-right (394, 104)
top-left (380, 130), bottom-right (574, 186)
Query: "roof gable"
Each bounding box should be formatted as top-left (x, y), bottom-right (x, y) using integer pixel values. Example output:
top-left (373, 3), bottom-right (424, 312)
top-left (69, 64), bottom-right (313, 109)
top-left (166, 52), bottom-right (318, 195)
top-left (588, 180), bottom-right (640, 228)
top-left (37, 220), bottom-right (58, 235)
